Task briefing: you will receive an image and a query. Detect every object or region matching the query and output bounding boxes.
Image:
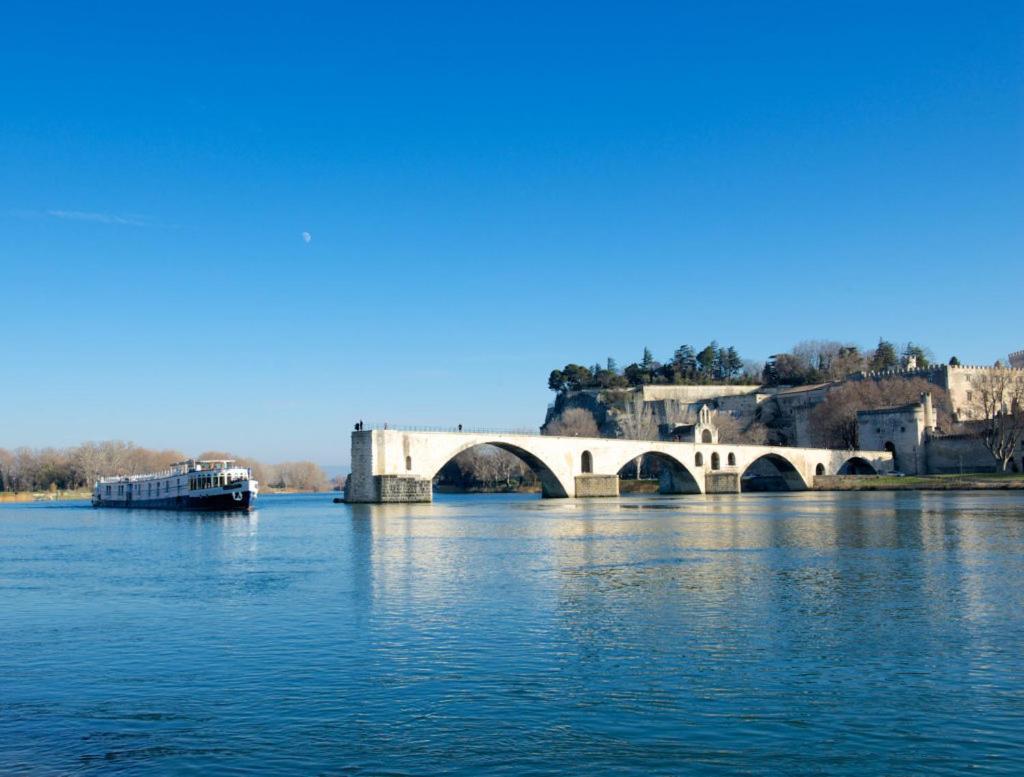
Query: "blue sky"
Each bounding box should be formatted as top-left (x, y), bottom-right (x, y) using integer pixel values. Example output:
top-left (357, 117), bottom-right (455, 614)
top-left (2, 1), bottom-right (1022, 465)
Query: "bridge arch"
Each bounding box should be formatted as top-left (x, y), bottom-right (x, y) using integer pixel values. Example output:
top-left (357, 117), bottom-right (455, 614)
top-left (431, 440), bottom-right (571, 498)
top-left (740, 453), bottom-right (809, 492)
top-left (615, 450), bottom-right (702, 495)
top-left (838, 456), bottom-right (877, 475)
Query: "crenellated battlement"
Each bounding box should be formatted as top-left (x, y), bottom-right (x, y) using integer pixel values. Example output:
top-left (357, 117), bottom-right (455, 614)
top-left (950, 363), bottom-right (1024, 371)
top-left (854, 362), bottom-right (1024, 380)
top-left (852, 365), bottom-right (945, 380)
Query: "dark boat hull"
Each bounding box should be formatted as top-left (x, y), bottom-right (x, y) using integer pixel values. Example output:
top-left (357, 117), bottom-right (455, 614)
top-left (91, 491), bottom-right (255, 511)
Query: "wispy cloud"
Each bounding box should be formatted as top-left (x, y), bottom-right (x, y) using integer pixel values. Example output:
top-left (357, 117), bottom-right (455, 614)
top-left (44, 209), bottom-right (150, 227)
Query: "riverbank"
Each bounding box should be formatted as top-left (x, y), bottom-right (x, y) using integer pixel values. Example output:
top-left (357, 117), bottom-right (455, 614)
top-left (0, 490), bottom-right (92, 503)
top-left (814, 473), bottom-right (1024, 491)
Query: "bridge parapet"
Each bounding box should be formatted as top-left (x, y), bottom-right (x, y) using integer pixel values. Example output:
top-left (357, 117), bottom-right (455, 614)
top-left (345, 429), bottom-right (893, 503)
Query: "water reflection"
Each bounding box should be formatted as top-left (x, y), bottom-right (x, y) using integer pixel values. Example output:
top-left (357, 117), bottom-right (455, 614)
top-left (2, 492), bottom-right (1023, 774)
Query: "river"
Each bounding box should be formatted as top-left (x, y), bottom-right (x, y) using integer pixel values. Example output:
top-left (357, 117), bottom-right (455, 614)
top-left (2, 492), bottom-right (1023, 774)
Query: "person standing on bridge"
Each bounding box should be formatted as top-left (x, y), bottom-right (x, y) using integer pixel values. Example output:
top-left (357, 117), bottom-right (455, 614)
top-left (458, 424), bottom-right (462, 432)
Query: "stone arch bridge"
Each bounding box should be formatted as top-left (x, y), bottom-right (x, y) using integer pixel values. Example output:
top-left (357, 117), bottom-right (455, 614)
top-left (345, 429), bottom-right (893, 503)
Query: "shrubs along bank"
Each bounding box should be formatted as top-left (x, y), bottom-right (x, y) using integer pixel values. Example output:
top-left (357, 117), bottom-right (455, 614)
top-left (0, 441), bottom-right (329, 495)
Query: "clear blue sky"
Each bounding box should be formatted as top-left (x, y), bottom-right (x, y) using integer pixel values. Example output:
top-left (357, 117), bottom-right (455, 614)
top-left (2, 1), bottom-right (1022, 465)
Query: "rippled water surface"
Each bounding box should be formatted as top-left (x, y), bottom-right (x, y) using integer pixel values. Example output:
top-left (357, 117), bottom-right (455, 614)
top-left (2, 492), bottom-right (1024, 774)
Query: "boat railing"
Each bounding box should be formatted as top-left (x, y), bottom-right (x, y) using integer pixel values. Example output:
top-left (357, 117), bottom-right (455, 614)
top-left (96, 465), bottom-right (251, 484)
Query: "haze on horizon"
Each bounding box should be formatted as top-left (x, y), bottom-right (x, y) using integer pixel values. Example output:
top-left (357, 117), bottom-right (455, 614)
top-left (1, 2), bottom-right (1021, 466)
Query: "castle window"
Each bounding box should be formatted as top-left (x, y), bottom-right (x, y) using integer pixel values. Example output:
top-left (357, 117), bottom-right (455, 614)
top-left (695, 452), bottom-right (704, 467)
top-left (966, 391), bottom-right (972, 402)
top-left (711, 452), bottom-right (720, 470)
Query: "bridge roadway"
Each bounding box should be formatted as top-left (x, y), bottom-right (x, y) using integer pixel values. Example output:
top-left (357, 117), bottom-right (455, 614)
top-left (345, 429), bottom-right (894, 503)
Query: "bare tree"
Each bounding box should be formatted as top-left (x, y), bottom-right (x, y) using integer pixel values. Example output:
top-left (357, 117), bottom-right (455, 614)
top-left (543, 407), bottom-right (599, 437)
top-left (0, 448), bottom-right (12, 491)
top-left (445, 445), bottom-right (535, 489)
top-left (274, 461), bottom-right (327, 491)
top-left (791, 340), bottom-right (865, 381)
top-left (969, 368), bottom-right (1024, 471)
top-left (613, 396), bottom-right (661, 441)
top-left (713, 413), bottom-right (769, 445)
top-left (609, 396), bottom-right (662, 479)
top-left (0, 441), bottom-right (317, 493)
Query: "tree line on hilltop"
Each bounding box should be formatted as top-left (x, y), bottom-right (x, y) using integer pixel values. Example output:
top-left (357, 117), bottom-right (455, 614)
top-left (548, 343), bottom-right (755, 393)
top-left (0, 441), bottom-right (330, 494)
top-left (763, 339), bottom-right (941, 386)
top-left (549, 339), bottom-right (950, 394)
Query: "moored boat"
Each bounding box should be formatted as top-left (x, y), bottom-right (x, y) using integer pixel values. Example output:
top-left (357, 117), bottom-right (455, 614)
top-left (91, 459), bottom-right (258, 511)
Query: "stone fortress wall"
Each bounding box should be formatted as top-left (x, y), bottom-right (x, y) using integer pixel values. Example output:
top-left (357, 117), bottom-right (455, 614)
top-left (639, 385), bottom-right (757, 402)
top-left (858, 392), bottom-right (1024, 475)
top-left (856, 396), bottom-right (933, 475)
top-left (850, 361), bottom-right (1024, 422)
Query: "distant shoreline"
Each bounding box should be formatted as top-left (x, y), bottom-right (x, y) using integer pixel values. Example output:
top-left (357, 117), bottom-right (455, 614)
top-left (6, 476), bottom-right (1023, 504)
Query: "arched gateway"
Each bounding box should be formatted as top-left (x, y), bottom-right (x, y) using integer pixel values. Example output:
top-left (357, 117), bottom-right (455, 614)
top-left (345, 428), bottom-right (894, 503)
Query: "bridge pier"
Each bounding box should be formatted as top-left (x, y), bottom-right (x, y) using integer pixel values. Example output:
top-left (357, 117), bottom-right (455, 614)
top-left (344, 475), bottom-right (433, 503)
top-left (574, 474), bottom-right (619, 498)
top-left (704, 471), bottom-right (741, 494)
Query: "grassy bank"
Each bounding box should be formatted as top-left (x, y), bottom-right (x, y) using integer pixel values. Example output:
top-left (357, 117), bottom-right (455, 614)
top-left (814, 473), bottom-right (1024, 491)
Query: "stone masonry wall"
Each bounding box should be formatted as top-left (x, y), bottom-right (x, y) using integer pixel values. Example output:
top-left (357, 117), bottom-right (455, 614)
top-left (376, 475), bottom-right (432, 502)
top-left (926, 436), bottom-right (1013, 474)
top-left (704, 471), bottom-right (740, 494)
top-left (857, 404), bottom-right (928, 475)
top-left (345, 431), bottom-right (378, 502)
top-left (574, 474), bottom-right (619, 497)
